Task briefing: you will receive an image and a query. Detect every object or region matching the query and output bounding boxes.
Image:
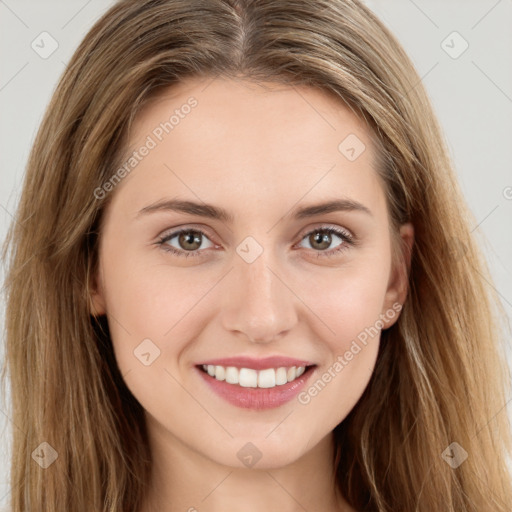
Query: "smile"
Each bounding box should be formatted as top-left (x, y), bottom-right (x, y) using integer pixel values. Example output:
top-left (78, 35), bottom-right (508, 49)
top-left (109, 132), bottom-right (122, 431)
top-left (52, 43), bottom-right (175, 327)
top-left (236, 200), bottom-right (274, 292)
top-left (201, 364), bottom-right (307, 388)
top-left (196, 363), bottom-right (317, 410)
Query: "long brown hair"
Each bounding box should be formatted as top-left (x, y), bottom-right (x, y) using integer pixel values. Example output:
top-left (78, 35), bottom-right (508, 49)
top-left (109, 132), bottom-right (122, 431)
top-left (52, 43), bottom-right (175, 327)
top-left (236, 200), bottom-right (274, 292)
top-left (2, 0), bottom-right (512, 510)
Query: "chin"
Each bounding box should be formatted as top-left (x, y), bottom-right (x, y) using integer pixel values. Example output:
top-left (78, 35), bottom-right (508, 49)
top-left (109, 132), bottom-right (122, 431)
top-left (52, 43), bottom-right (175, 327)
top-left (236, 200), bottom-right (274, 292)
top-left (204, 434), bottom-right (316, 471)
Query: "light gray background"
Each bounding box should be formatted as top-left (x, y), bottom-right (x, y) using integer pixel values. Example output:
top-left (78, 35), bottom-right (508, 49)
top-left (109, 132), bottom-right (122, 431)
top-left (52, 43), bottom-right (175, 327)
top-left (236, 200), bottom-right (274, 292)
top-left (1, 0), bottom-right (511, 507)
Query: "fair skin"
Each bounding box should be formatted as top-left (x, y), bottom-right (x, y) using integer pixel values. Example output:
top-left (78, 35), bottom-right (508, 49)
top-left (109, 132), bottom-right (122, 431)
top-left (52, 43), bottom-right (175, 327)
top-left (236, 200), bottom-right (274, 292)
top-left (91, 76), bottom-right (413, 512)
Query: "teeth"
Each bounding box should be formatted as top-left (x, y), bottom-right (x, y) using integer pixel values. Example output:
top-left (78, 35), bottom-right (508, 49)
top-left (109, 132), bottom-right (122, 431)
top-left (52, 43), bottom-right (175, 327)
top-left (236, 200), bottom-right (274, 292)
top-left (225, 366), bottom-right (238, 384)
top-left (214, 365), bottom-right (225, 381)
top-left (240, 368), bottom-right (258, 387)
top-left (276, 367), bottom-right (288, 385)
top-left (258, 368), bottom-right (275, 388)
top-left (201, 364), bottom-right (308, 388)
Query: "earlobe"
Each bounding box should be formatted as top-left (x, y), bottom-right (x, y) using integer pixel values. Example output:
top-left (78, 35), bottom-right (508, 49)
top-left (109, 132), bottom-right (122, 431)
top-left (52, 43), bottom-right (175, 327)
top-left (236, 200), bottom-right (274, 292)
top-left (89, 291), bottom-right (106, 317)
top-left (88, 269), bottom-right (106, 317)
top-left (382, 222), bottom-right (414, 328)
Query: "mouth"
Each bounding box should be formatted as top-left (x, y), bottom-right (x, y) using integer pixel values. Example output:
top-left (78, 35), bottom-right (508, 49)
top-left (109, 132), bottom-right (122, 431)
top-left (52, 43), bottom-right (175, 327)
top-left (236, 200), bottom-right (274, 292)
top-left (198, 363), bottom-right (315, 388)
top-left (195, 363), bottom-right (317, 410)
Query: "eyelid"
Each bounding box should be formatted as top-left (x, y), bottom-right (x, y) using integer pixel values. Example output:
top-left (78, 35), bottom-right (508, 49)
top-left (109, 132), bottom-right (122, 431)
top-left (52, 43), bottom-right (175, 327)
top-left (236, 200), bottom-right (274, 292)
top-left (157, 223), bottom-right (218, 242)
top-left (295, 222), bottom-right (354, 242)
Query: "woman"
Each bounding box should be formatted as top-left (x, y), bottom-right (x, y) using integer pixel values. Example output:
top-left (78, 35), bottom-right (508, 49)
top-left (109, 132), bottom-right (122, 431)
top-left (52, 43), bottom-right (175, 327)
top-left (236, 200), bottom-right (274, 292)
top-left (2, 0), bottom-right (512, 511)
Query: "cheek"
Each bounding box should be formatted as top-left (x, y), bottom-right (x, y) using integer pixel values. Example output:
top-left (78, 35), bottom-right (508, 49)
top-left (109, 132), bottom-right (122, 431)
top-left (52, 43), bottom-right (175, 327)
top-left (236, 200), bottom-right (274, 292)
top-left (292, 255), bottom-right (391, 415)
top-left (100, 256), bottom-right (205, 417)
top-left (99, 250), bottom-right (173, 357)
top-left (100, 248), bottom-right (219, 372)
top-left (300, 254), bottom-right (392, 346)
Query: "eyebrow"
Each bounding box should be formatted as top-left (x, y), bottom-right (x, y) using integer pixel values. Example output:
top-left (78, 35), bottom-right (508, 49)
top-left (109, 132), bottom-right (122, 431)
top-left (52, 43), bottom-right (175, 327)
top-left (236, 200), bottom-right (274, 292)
top-left (136, 197), bottom-right (372, 223)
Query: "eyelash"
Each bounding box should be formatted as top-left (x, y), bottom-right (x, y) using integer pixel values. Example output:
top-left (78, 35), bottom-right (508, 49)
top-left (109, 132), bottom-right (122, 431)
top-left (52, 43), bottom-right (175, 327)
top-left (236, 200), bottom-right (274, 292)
top-left (155, 226), bottom-right (356, 260)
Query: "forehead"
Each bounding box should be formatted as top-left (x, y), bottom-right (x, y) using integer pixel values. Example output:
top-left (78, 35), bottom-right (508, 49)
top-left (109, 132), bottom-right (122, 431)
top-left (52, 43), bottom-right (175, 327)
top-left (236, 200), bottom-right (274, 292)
top-left (108, 76), bottom-right (385, 222)
top-left (129, 76), bottom-right (371, 156)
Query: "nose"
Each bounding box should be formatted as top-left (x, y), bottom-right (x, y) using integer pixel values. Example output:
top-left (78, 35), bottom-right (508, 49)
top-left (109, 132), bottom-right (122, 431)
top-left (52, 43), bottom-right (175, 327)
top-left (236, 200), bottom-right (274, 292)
top-left (220, 252), bottom-right (298, 344)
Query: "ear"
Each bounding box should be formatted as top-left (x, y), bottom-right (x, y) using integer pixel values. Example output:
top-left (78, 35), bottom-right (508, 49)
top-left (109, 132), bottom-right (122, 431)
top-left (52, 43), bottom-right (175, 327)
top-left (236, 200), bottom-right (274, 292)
top-left (88, 263), bottom-right (107, 317)
top-left (381, 222), bottom-right (414, 329)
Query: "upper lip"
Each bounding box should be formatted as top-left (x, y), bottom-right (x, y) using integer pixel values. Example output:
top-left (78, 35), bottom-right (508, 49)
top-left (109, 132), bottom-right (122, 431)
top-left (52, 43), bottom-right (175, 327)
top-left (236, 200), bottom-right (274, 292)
top-left (196, 356), bottom-right (316, 371)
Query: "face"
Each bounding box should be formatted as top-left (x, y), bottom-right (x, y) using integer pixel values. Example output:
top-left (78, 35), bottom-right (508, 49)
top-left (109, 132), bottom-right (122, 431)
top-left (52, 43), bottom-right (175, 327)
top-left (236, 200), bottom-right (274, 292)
top-left (91, 76), bottom-right (413, 469)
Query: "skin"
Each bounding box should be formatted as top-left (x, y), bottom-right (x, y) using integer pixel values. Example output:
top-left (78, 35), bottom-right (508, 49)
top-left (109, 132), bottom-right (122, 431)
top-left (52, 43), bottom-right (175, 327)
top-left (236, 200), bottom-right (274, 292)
top-left (90, 75), bottom-right (414, 512)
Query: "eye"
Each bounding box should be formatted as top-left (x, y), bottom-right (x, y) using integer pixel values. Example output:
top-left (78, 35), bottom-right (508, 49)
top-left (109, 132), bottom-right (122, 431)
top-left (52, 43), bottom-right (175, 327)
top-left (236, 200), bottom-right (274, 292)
top-left (296, 226), bottom-right (355, 258)
top-left (156, 228), bottom-right (215, 258)
top-left (156, 225), bottom-right (356, 259)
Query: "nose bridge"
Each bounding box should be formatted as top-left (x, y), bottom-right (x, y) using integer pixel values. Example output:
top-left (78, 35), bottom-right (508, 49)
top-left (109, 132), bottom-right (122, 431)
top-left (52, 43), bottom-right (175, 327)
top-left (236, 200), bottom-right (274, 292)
top-left (221, 245), bottom-right (297, 343)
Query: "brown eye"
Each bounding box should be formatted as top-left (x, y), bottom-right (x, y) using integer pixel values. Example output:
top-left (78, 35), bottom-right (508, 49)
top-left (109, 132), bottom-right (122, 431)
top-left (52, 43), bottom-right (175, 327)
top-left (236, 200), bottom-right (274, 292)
top-left (177, 230), bottom-right (203, 251)
top-left (308, 230), bottom-right (334, 251)
top-left (157, 228), bottom-right (214, 258)
top-left (297, 227), bottom-right (354, 258)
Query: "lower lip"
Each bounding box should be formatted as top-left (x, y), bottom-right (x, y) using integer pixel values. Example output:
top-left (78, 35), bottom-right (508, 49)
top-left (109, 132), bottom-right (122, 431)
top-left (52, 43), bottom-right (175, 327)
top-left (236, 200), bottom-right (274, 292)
top-left (196, 366), bottom-right (316, 410)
